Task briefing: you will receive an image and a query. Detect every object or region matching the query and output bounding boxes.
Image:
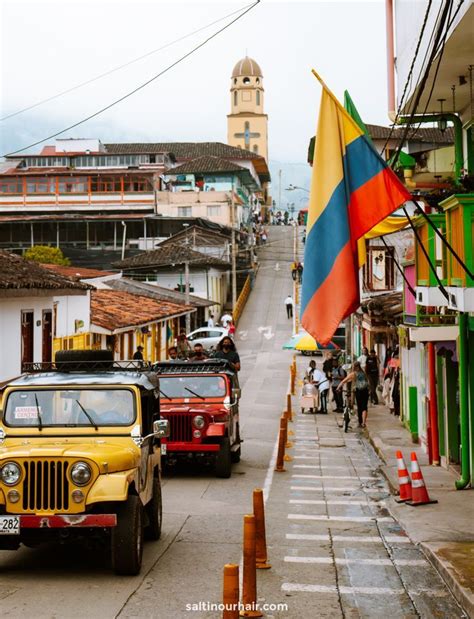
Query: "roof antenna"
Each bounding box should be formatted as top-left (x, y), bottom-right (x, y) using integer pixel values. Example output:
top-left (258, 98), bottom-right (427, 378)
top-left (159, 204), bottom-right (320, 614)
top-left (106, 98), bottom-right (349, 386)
top-left (245, 48), bottom-right (248, 57)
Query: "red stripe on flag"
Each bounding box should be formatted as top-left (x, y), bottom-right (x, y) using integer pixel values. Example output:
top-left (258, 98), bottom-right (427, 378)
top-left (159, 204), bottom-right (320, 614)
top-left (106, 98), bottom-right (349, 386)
top-left (301, 242), bottom-right (359, 345)
top-left (348, 167), bottom-right (412, 245)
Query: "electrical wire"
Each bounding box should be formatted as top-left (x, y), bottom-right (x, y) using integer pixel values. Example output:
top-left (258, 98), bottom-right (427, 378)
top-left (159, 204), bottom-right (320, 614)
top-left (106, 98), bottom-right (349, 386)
top-left (4, 0), bottom-right (260, 157)
top-left (0, 2), bottom-right (256, 123)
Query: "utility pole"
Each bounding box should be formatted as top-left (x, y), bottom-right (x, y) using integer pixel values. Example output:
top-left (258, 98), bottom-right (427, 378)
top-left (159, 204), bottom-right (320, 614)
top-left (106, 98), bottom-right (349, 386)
top-left (184, 224), bottom-right (191, 333)
top-left (278, 169), bottom-right (282, 212)
top-left (293, 221), bottom-right (297, 336)
top-left (231, 187), bottom-right (237, 312)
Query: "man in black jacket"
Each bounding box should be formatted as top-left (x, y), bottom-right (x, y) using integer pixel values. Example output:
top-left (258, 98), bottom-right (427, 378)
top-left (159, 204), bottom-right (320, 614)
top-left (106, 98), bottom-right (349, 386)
top-left (366, 349), bottom-right (380, 404)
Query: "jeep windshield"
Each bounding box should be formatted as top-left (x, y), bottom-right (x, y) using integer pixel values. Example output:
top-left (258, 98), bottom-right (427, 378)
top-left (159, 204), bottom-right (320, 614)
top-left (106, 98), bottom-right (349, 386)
top-left (159, 376), bottom-right (227, 399)
top-left (3, 389), bottom-right (136, 427)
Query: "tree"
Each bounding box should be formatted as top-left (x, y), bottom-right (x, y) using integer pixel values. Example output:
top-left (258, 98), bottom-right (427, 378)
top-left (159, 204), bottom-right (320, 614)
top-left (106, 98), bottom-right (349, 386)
top-left (24, 245), bottom-right (71, 266)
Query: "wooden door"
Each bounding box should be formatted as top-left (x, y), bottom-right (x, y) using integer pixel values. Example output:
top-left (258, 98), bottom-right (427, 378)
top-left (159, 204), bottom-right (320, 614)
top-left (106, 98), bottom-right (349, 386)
top-left (42, 310), bottom-right (53, 362)
top-left (21, 310), bottom-right (34, 366)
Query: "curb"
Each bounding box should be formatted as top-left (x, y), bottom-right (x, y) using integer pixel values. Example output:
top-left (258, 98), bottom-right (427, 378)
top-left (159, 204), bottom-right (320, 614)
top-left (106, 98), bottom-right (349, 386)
top-left (365, 429), bottom-right (400, 496)
top-left (421, 542), bottom-right (474, 618)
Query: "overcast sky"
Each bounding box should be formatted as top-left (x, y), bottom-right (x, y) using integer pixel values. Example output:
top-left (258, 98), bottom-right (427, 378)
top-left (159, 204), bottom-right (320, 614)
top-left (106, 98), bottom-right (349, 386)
top-left (1, 0), bottom-right (389, 166)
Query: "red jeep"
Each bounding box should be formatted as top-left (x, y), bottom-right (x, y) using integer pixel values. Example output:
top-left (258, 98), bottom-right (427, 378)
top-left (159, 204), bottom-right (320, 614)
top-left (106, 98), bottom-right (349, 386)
top-left (153, 360), bottom-right (241, 478)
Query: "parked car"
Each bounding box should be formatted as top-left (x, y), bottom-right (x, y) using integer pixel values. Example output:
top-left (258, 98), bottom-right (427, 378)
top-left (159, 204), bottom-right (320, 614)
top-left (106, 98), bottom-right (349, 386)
top-left (187, 326), bottom-right (228, 350)
top-left (0, 349), bottom-right (169, 575)
top-left (154, 360), bottom-right (241, 478)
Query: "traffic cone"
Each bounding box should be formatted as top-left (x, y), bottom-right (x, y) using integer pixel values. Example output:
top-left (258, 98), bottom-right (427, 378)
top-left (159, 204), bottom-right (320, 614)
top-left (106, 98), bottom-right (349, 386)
top-left (406, 452), bottom-right (438, 506)
top-left (395, 451), bottom-right (412, 503)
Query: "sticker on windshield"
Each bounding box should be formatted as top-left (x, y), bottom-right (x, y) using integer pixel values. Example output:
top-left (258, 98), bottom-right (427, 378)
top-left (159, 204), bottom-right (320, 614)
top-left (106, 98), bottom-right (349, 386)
top-left (14, 406), bottom-right (40, 419)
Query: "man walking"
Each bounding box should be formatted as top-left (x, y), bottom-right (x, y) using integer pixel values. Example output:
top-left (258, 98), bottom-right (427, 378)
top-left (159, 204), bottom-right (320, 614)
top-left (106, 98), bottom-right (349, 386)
top-left (284, 295), bottom-right (294, 319)
top-left (331, 357), bottom-right (346, 412)
top-left (366, 349), bottom-right (380, 404)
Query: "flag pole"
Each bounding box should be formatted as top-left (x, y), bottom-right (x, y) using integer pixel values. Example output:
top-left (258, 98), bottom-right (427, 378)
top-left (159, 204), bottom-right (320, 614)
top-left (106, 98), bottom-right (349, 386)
top-left (311, 69), bottom-right (365, 133)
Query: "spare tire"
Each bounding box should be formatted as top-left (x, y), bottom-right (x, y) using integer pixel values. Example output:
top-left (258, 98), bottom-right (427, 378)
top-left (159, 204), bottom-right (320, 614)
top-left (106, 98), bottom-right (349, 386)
top-left (55, 349), bottom-right (114, 371)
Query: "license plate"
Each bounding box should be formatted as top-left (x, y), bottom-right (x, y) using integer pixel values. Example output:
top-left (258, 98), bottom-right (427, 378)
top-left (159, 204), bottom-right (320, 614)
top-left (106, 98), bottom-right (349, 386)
top-left (0, 516), bottom-right (20, 535)
top-left (161, 444), bottom-right (167, 456)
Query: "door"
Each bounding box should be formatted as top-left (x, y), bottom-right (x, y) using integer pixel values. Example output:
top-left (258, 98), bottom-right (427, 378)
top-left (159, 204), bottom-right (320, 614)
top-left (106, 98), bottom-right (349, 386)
top-left (21, 310), bottom-right (34, 367)
top-left (42, 310), bottom-right (53, 362)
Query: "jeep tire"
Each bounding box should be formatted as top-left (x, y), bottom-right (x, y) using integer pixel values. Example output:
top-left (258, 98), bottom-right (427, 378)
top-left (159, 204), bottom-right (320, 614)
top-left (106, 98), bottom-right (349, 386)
top-left (145, 476), bottom-right (162, 541)
top-left (111, 495), bottom-right (144, 575)
top-left (215, 437), bottom-right (232, 478)
top-left (231, 423), bottom-right (241, 463)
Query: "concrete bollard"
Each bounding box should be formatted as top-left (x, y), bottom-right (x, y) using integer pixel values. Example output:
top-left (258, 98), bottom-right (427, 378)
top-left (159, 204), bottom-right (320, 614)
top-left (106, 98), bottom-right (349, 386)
top-left (286, 393), bottom-right (293, 422)
top-left (240, 514), bottom-right (263, 617)
top-left (253, 489), bottom-right (271, 569)
top-left (222, 563), bottom-right (240, 619)
top-left (275, 416), bottom-right (287, 472)
top-left (282, 416), bottom-right (293, 461)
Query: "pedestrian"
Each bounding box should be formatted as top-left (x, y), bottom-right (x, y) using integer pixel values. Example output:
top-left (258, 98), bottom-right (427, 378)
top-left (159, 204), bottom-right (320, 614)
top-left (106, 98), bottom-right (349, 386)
top-left (392, 365), bottom-right (400, 417)
top-left (357, 346), bottom-right (369, 370)
top-left (168, 346), bottom-right (178, 360)
top-left (291, 262), bottom-right (297, 281)
top-left (221, 313), bottom-right (233, 329)
top-left (133, 345), bottom-right (144, 361)
top-left (366, 349), bottom-right (380, 404)
top-left (306, 359), bottom-right (316, 381)
top-left (190, 343), bottom-right (208, 361)
top-left (312, 366), bottom-right (330, 414)
top-left (331, 357), bottom-right (346, 412)
top-left (338, 362), bottom-right (369, 428)
top-left (261, 229), bottom-right (268, 244)
top-left (297, 262), bottom-right (303, 283)
top-left (284, 295), bottom-right (294, 319)
top-left (176, 330), bottom-right (191, 359)
top-left (322, 352), bottom-right (334, 377)
top-left (301, 377), bottom-right (319, 414)
top-left (207, 314), bottom-right (215, 328)
top-left (228, 321), bottom-right (236, 338)
top-left (213, 336), bottom-right (241, 371)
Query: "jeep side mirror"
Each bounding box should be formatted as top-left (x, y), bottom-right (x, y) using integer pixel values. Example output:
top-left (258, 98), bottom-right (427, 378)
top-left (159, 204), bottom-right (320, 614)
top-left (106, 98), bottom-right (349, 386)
top-left (153, 419), bottom-right (170, 438)
top-left (232, 388), bottom-right (241, 400)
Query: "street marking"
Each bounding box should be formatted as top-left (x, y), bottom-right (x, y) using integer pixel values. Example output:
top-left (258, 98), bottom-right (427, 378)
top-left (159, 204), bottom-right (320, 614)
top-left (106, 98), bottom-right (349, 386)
top-left (281, 584), bottom-right (405, 595)
top-left (286, 533), bottom-right (410, 543)
top-left (289, 499), bottom-right (370, 506)
top-left (288, 514), bottom-right (393, 523)
top-left (284, 556), bottom-right (427, 567)
top-left (292, 474), bottom-right (377, 480)
top-left (290, 485), bottom-right (383, 493)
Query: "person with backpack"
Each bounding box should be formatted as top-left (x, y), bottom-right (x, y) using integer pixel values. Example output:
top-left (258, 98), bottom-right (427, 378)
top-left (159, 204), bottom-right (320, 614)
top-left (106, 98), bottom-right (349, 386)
top-left (330, 357), bottom-right (346, 412)
top-left (337, 361), bottom-right (369, 428)
top-left (365, 349), bottom-right (380, 405)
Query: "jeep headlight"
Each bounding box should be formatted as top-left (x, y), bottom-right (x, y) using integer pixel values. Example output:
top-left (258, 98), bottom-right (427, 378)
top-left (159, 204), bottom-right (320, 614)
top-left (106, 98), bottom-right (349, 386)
top-left (193, 415), bottom-right (205, 429)
top-left (70, 462), bottom-right (92, 486)
top-left (1, 462), bottom-right (21, 486)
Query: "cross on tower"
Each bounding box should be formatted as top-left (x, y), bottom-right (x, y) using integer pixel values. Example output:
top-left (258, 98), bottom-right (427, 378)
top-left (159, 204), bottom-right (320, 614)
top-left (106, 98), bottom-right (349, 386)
top-left (234, 123), bottom-right (260, 149)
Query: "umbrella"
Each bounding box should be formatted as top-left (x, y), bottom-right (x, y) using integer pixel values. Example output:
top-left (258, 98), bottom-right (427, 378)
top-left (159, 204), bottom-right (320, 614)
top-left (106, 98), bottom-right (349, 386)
top-left (295, 334), bottom-right (340, 352)
top-left (282, 332), bottom-right (306, 350)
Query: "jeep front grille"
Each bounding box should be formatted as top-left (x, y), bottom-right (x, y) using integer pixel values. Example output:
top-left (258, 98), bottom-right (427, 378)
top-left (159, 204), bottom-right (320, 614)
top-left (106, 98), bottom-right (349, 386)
top-left (22, 461), bottom-right (70, 511)
top-left (162, 413), bottom-right (193, 442)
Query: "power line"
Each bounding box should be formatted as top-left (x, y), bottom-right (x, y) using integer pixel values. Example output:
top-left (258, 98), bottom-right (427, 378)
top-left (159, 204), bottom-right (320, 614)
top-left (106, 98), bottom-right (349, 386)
top-left (0, 2), bottom-right (256, 123)
top-left (4, 0), bottom-right (260, 157)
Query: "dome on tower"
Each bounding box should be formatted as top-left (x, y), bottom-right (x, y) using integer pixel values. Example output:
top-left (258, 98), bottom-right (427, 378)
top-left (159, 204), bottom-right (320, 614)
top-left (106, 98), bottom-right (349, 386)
top-left (232, 56), bottom-right (262, 78)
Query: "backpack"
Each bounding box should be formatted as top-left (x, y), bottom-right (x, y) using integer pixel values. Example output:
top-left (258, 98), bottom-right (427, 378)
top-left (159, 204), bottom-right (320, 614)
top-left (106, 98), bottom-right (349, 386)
top-left (355, 371), bottom-right (368, 390)
top-left (366, 356), bottom-right (378, 374)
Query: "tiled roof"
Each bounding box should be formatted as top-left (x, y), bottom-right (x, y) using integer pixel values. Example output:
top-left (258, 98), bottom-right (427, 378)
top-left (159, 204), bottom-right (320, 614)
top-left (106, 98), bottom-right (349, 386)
top-left (113, 244), bottom-right (230, 270)
top-left (159, 225), bottom-right (229, 248)
top-left (166, 156), bottom-right (247, 175)
top-left (91, 289), bottom-right (193, 332)
top-left (106, 278), bottom-right (214, 308)
top-left (104, 141), bottom-right (262, 160)
top-left (0, 251), bottom-right (90, 291)
top-left (366, 124), bottom-right (455, 144)
top-left (42, 264), bottom-right (118, 280)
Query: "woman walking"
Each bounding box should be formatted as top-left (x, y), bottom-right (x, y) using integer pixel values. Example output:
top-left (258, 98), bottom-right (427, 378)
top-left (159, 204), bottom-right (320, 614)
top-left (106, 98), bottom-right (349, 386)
top-left (338, 362), bottom-right (369, 428)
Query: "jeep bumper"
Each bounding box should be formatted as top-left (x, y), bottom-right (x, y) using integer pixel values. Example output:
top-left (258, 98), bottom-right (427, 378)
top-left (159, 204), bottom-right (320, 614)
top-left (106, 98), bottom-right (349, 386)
top-left (18, 514), bottom-right (117, 528)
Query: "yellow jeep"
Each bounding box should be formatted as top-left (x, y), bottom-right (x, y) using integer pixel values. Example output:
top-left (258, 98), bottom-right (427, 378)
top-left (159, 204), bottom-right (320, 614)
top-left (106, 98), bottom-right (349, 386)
top-left (0, 350), bottom-right (169, 575)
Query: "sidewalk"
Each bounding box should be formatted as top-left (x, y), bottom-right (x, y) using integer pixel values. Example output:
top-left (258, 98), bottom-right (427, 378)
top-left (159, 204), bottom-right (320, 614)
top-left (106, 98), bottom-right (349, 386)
top-left (365, 403), bottom-right (474, 617)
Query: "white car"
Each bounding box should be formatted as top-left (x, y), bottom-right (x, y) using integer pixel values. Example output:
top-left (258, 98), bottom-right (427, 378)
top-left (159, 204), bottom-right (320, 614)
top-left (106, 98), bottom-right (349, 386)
top-left (187, 326), bottom-right (228, 350)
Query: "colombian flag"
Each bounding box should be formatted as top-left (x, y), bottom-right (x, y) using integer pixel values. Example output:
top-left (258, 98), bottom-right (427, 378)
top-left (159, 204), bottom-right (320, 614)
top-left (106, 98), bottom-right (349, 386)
top-left (301, 72), bottom-right (412, 344)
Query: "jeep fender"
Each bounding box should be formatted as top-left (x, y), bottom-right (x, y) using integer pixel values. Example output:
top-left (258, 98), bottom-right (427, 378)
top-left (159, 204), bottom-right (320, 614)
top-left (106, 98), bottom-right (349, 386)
top-left (86, 468), bottom-right (136, 505)
top-left (207, 423), bottom-right (226, 437)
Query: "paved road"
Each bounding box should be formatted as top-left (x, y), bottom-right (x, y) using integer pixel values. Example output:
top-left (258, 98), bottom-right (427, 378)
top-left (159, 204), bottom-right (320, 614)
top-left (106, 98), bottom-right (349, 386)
top-left (0, 227), bottom-right (465, 618)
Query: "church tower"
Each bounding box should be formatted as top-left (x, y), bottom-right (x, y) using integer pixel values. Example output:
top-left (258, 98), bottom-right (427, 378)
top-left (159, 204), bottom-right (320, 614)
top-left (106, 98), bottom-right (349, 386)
top-left (227, 56), bottom-right (268, 162)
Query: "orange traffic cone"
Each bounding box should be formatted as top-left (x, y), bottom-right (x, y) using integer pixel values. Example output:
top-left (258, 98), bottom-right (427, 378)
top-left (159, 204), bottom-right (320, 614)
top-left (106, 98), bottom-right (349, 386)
top-left (395, 451), bottom-right (412, 503)
top-left (406, 452), bottom-right (438, 506)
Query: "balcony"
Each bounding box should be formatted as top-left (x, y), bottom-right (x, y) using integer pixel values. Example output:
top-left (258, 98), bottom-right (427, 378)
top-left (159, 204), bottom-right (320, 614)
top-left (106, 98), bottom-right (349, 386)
top-left (0, 192), bottom-right (155, 214)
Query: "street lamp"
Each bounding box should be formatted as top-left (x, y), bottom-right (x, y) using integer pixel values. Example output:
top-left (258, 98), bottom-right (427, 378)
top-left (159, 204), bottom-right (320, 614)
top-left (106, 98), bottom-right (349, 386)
top-left (286, 184), bottom-right (310, 193)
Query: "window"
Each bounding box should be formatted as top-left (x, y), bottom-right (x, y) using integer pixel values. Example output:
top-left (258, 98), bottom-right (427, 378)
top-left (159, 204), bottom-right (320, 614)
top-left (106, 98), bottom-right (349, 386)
top-left (207, 205), bottom-right (221, 217)
top-left (363, 246), bottom-right (395, 291)
top-left (25, 177), bottom-right (55, 193)
top-left (234, 90), bottom-right (238, 106)
top-left (57, 177), bottom-right (88, 193)
top-left (242, 91), bottom-right (252, 102)
top-left (90, 176), bottom-right (121, 192)
top-left (243, 77), bottom-right (250, 84)
top-left (0, 178), bottom-right (23, 193)
top-left (256, 90), bottom-right (260, 106)
top-left (123, 176), bottom-right (153, 192)
top-left (178, 206), bottom-right (192, 217)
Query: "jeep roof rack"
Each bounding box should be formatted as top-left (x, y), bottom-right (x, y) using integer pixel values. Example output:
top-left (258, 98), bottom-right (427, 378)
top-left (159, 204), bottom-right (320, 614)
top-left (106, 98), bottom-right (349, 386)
top-left (152, 360), bottom-right (235, 375)
top-left (22, 360), bottom-right (151, 373)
